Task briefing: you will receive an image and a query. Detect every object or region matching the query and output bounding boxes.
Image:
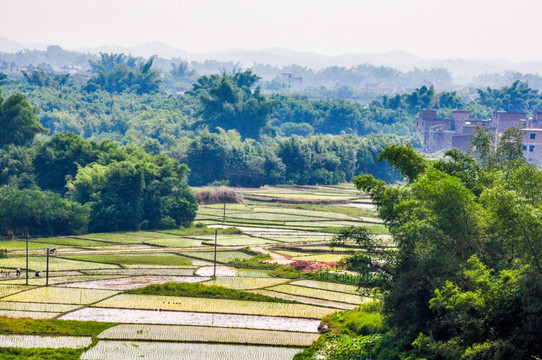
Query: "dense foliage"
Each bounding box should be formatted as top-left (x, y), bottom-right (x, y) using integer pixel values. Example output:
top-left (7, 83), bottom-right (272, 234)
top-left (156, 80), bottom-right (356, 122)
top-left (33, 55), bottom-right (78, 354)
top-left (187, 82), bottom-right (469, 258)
top-left (324, 134), bottom-right (542, 360)
top-left (0, 94), bottom-right (197, 236)
top-left (83, 53), bottom-right (161, 94)
top-left (0, 90), bottom-right (45, 148)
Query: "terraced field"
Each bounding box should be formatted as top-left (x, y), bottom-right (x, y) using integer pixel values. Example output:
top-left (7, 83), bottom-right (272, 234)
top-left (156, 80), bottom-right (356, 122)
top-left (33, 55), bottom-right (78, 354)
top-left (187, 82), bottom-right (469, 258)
top-left (0, 184), bottom-right (387, 359)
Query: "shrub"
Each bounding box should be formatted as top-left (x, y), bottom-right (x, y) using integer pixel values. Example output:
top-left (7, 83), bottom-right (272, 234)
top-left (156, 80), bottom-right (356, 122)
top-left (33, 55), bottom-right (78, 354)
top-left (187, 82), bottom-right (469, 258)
top-left (195, 187), bottom-right (243, 205)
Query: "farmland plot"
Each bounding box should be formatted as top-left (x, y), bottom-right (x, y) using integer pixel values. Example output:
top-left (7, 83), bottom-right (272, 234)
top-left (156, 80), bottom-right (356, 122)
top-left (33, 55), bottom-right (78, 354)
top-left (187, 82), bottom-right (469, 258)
top-left (3, 287), bottom-right (118, 305)
top-left (290, 280), bottom-right (359, 294)
top-left (0, 301), bottom-right (79, 313)
top-left (202, 277), bottom-right (291, 290)
top-left (0, 285), bottom-right (34, 298)
top-left (99, 324), bottom-right (320, 346)
top-left (82, 268), bottom-right (196, 276)
top-left (0, 310), bottom-right (61, 319)
top-left (95, 294), bottom-right (337, 318)
top-left (186, 250), bottom-right (253, 263)
top-left (269, 284), bottom-right (363, 305)
top-left (250, 290), bottom-right (357, 310)
top-left (60, 275), bottom-right (210, 290)
top-left (61, 307), bottom-right (321, 332)
top-left (0, 257), bottom-right (119, 271)
top-left (82, 341), bottom-right (302, 360)
top-left (0, 335), bottom-right (91, 348)
top-left (66, 253), bottom-right (209, 267)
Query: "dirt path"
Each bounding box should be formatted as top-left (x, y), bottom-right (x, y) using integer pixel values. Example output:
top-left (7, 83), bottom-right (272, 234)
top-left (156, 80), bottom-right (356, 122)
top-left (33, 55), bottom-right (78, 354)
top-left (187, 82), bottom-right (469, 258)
top-left (249, 245), bottom-right (295, 265)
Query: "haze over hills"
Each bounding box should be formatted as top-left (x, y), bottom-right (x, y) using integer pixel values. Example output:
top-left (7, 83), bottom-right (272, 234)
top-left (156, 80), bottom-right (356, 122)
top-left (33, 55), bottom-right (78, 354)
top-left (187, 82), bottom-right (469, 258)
top-left (1, 37), bottom-right (541, 84)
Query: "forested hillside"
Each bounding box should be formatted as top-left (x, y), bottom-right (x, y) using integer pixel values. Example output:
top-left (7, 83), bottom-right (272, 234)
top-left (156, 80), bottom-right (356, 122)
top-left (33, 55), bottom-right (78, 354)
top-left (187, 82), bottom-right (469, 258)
top-left (4, 52), bottom-right (542, 189)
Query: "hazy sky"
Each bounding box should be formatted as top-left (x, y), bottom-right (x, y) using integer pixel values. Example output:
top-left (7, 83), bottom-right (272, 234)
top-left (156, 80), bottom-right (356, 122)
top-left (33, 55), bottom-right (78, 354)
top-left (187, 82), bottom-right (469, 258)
top-left (1, 0), bottom-right (541, 61)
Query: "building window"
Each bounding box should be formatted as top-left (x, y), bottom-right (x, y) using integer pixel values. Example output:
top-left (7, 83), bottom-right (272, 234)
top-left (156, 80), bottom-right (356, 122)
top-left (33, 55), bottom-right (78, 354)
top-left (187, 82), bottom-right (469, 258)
top-left (531, 133), bottom-right (536, 139)
top-left (523, 145), bottom-right (527, 151)
top-left (530, 145), bottom-right (535, 152)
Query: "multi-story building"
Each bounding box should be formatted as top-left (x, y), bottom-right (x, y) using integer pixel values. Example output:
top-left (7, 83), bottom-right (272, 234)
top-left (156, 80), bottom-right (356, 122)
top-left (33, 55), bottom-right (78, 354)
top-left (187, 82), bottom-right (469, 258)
top-left (418, 110), bottom-right (542, 166)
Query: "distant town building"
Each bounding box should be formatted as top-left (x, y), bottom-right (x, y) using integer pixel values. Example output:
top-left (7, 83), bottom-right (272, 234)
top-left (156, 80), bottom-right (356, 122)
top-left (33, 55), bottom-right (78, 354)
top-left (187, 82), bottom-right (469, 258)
top-left (53, 65), bottom-right (82, 75)
top-left (280, 73), bottom-right (302, 91)
top-left (417, 110), bottom-right (542, 166)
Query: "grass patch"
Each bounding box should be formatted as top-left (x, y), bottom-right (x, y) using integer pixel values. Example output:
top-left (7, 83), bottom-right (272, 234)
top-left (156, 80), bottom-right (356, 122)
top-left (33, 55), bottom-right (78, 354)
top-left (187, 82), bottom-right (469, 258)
top-left (228, 252), bottom-right (279, 270)
top-left (323, 301), bottom-right (384, 336)
top-left (0, 347), bottom-right (84, 360)
top-left (160, 226), bottom-right (242, 236)
top-left (318, 224), bottom-right (388, 234)
top-left (280, 203), bottom-right (377, 219)
top-left (65, 253), bottom-right (197, 266)
top-left (0, 317), bottom-right (115, 337)
top-left (128, 282), bottom-right (296, 303)
top-left (0, 318), bottom-right (116, 360)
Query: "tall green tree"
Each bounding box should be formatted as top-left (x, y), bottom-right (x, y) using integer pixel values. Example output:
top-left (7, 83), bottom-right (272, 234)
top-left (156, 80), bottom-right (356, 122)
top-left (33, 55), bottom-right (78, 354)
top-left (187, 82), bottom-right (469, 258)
top-left (0, 91), bottom-right (45, 148)
top-left (193, 70), bottom-right (275, 139)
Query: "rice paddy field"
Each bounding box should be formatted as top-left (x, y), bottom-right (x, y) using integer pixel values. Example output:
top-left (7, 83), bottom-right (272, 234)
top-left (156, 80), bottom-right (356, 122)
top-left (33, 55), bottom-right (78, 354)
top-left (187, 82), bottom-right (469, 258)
top-left (0, 184), bottom-right (389, 359)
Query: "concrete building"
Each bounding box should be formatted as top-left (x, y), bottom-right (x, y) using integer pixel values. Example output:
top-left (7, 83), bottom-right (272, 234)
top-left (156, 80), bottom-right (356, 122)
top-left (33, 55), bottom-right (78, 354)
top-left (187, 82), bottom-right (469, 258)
top-left (418, 110), bottom-right (542, 166)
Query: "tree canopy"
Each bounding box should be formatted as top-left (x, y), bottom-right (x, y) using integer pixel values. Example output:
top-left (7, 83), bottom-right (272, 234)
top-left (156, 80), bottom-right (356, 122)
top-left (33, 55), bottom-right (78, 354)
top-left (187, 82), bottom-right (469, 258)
top-left (0, 90), bottom-right (45, 148)
top-left (345, 138), bottom-right (542, 360)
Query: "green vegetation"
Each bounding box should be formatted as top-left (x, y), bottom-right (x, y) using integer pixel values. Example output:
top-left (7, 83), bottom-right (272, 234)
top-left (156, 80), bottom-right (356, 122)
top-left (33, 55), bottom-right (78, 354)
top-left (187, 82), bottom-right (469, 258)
top-left (281, 203), bottom-right (376, 219)
top-left (0, 186), bottom-right (89, 237)
top-left (129, 282), bottom-right (296, 303)
top-left (65, 253), bottom-right (197, 266)
top-left (294, 302), bottom-right (384, 360)
top-left (0, 317), bottom-right (114, 337)
top-left (0, 348), bottom-right (83, 360)
top-left (0, 90), bottom-right (45, 148)
top-left (0, 318), bottom-right (115, 360)
top-left (307, 140), bottom-right (542, 359)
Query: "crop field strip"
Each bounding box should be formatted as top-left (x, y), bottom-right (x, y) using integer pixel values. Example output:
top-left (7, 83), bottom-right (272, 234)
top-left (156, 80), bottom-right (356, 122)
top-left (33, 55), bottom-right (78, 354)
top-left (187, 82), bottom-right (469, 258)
top-left (94, 293), bottom-right (338, 318)
top-left (65, 253), bottom-right (211, 267)
top-left (0, 301), bottom-right (80, 313)
top-left (0, 334), bottom-right (92, 348)
top-left (61, 307), bottom-right (321, 332)
top-left (2, 286), bottom-right (119, 305)
top-left (58, 275), bottom-right (210, 290)
top-left (0, 285), bottom-right (37, 298)
top-left (0, 256), bottom-right (120, 271)
top-left (1, 274), bottom-right (124, 286)
top-left (98, 324), bottom-right (320, 347)
top-left (0, 309), bottom-right (62, 319)
top-left (290, 280), bottom-right (359, 295)
top-left (182, 250), bottom-right (253, 263)
top-left (81, 341), bottom-right (303, 360)
top-left (81, 268), bottom-right (197, 276)
top-left (250, 290), bottom-right (358, 310)
top-left (268, 284), bottom-right (363, 305)
top-left (201, 277), bottom-right (291, 290)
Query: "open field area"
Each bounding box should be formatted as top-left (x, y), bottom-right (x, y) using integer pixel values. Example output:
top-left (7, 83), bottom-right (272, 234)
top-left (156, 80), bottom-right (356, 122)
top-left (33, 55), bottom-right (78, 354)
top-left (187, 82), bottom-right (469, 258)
top-left (0, 185), bottom-right (385, 359)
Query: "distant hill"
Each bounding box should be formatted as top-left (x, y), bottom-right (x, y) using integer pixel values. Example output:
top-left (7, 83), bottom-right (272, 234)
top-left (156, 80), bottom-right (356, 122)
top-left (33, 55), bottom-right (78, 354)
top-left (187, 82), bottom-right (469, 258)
top-left (0, 37), bottom-right (541, 84)
top-left (0, 37), bottom-right (48, 53)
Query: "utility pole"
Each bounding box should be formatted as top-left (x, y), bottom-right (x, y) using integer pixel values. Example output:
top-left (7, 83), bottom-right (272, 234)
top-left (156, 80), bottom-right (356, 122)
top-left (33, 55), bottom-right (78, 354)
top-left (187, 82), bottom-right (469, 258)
top-left (213, 229), bottom-right (218, 278)
top-left (46, 249), bottom-right (50, 286)
top-left (45, 248), bottom-right (56, 287)
top-left (25, 233), bottom-right (29, 285)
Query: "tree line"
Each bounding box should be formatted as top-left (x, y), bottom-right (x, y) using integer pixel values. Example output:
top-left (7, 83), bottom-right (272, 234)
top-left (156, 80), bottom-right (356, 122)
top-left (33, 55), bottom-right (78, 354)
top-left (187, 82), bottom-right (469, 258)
top-left (0, 90), bottom-right (197, 237)
top-left (309, 130), bottom-right (541, 359)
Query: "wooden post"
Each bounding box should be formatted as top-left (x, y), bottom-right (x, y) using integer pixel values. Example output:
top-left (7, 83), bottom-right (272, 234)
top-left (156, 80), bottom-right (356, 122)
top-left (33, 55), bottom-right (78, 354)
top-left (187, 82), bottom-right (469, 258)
top-left (213, 229), bottom-right (218, 278)
top-left (25, 234), bottom-right (29, 285)
top-left (223, 202), bottom-right (226, 223)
